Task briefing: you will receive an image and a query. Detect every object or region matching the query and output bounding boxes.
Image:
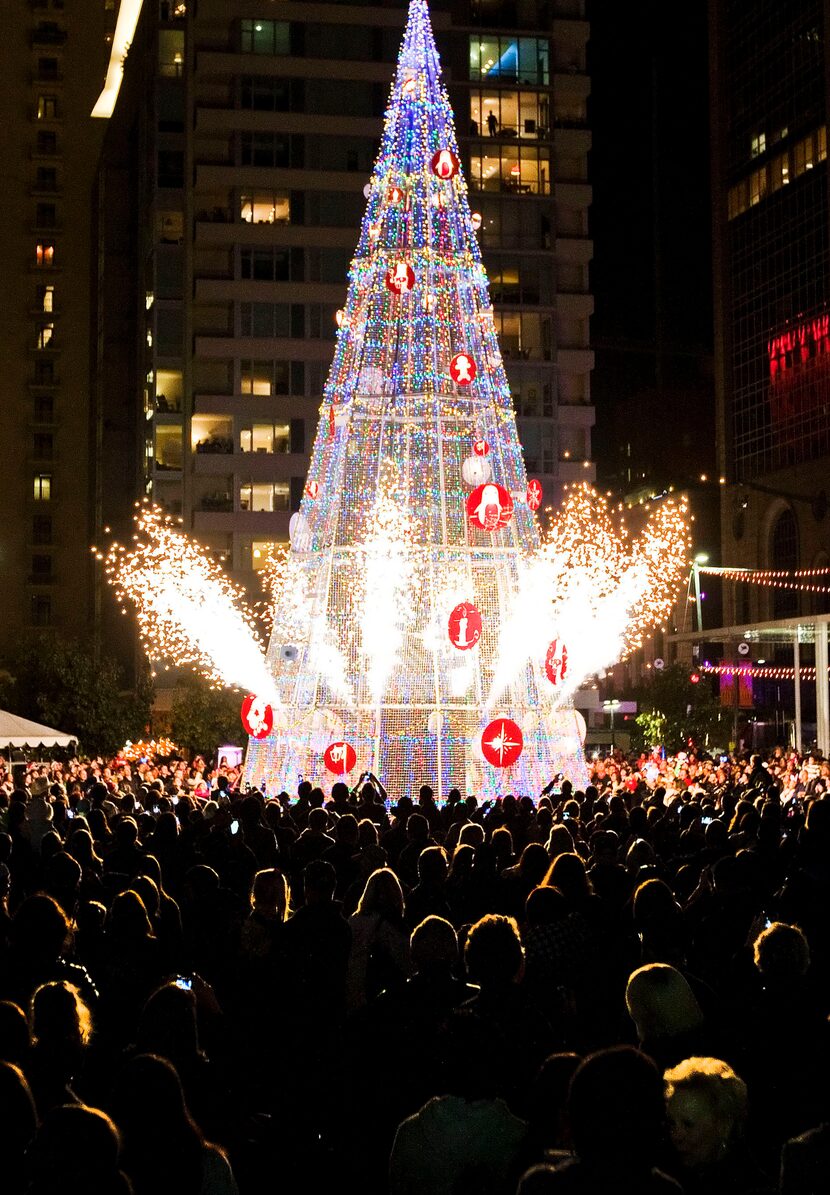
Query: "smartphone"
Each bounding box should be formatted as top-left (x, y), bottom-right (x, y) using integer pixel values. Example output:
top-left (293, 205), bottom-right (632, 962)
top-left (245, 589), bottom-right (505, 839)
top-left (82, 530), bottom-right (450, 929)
top-left (719, 754), bottom-right (728, 764)
top-left (701, 816), bottom-right (713, 826)
top-left (230, 819), bottom-right (239, 835)
top-left (151, 804), bottom-right (160, 813)
top-left (764, 917), bottom-right (772, 929)
top-left (65, 808), bottom-right (75, 819)
top-left (552, 786), bottom-right (562, 796)
top-left (174, 975), bottom-right (193, 991)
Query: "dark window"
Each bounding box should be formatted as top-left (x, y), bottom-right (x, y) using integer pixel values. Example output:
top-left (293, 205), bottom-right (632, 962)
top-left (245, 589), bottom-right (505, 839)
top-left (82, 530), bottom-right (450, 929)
top-left (157, 150), bottom-right (184, 188)
top-left (30, 594), bottom-right (52, 626)
top-left (290, 476), bottom-right (305, 511)
top-left (36, 166), bottom-right (57, 190)
top-left (34, 360), bottom-right (55, 384)
top-left (34, 395), bottom-right (54, 421)
top-left (32, 554), bottom-right (52, 579)
top-left (36, 203), bottom-right (56, 227)
top-left (240, 131), bottom-right (290, 168)
top-left (36, 130), bottom-right (57, 154)
top-left (38, 56), bottom-right (59, 79)
top-left (771, 508), bottom-right (799, 618)
top-left (290, 418), bottom-right (305, 454)
top-left (32, 515), bottom-right (53, 546)
top-left (240, 77), bottom-right (290, 111)
top-left (240, 248), bottom-right (291, 281)
top-left (33, 433), bottom-right (53, 460)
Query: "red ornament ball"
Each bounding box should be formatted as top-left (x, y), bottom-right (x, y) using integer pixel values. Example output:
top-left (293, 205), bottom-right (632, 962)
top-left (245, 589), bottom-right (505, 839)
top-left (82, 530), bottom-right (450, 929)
top-left (448, 601), bottom-right (482, 651)
top-left (450, 352), bottom-right (477, 386)
top-left (544, 639), bottom-right (569, 686)
top-left (473, 439), bottom-right (491, 457)
top-left (324, 741), bottom-right (357, 775)
top-left (526, 479), bottom-right (543, 511)
top-left (241, 694), bottom-right (274, 740)
top-left (431, 149), bottom-right (459, 179)
top-left (466, 483), bottom-right (514, 532)
top-left (385, 262), bottom-right (416, 294)
top-left (304, 479), bottom-right (319, 500)
top-left (481, 718), bottom-right (524, 768)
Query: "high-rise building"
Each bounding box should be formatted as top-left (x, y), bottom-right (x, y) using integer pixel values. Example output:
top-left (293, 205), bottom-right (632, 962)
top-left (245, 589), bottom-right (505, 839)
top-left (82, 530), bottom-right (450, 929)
top-left (95, 0), bottom-right (593, 605)
top-left (711, 0), bottom-right (830, 622)
top-left (0, 1), bottom-right (112, 656)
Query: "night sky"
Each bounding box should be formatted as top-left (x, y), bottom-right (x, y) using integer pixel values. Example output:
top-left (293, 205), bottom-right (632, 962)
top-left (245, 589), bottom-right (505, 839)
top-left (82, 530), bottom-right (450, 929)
top-left (588, 0), bottom-right (714, 497)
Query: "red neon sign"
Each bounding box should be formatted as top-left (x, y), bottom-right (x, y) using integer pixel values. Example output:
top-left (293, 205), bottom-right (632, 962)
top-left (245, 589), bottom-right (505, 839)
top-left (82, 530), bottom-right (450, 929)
top-left (768, 313), bottom-right (830, 381)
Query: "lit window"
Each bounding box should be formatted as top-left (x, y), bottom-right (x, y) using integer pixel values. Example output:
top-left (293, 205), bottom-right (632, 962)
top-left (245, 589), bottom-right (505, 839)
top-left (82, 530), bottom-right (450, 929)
top-left (37, 323), bottom-right (54, 349)
top-left (39, 285), bottom-right (55, 312)
top-left (239, 483), bottom-right (289, 512)
top-left (252, 540), bottom-right (278, 570)
top-left (240, 360), bottom-right (291, 396)
top-left (154, 424), bottom-right (183, 471)
top-left (156, 210), bottom-right (184, 242)
top-left (469, 89), bottom-right (550, 140)
top-left (469, 36), bottom-right (549, 85)
top-left (770, 152), bottom-right (790, 192)
top-left (750, 132), bottom-right (766, 158)
top-left (240, 191), bottom-right (291, 224)
top-left (36, 241), bottom-right (55, 267)
top-left (155, 369), bottom-right (183, 411)
top-left (818, 126), bottom-right (827, 162)
top-left (33, 473), bottom-right (52, 501)
top-left (469, 143), bottom-right (550, 194)
top-left (251, 424), bottom-right (274, 453)
top-left (37, 95), bottom-right (58, 120)
top-left (749, 166), bottom-right (767, 206)
top-left (794, 135), bottom-right (814, 176)
top-left (159, 30), bottom-right (184, 75)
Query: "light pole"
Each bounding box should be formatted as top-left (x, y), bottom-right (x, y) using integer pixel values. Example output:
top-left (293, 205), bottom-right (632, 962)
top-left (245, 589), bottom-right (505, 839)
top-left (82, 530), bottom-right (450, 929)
top-left (603, 699), bottom-right (621, 750)
top-left (692, 552), bottom-right (709, 634)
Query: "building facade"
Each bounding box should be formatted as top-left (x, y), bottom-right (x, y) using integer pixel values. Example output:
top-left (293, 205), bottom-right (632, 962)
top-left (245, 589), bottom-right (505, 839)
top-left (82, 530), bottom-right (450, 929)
top-left (0, 1), bottom-right (111, 656)
top-left (96, 0), bottom-right (593, 607)
top-left (711, 0), bottom-right (830, 623)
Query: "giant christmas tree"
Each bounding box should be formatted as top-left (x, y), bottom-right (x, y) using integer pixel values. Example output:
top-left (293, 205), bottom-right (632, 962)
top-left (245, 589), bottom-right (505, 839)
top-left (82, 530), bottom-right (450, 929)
top-left (244, 0), bottom-right (589, 798)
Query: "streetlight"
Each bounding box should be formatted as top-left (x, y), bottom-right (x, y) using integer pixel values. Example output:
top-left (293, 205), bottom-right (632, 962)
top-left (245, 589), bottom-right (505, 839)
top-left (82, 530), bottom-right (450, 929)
top-left (603, 699), bottom-right (621, 750)
top-left (692, 552), bottom-right (709, 633)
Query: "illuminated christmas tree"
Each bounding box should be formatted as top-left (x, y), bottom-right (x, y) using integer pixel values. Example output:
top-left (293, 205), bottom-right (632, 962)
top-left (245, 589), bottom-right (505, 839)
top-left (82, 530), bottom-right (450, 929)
top-left (243, 0), bottom-right (592, 798)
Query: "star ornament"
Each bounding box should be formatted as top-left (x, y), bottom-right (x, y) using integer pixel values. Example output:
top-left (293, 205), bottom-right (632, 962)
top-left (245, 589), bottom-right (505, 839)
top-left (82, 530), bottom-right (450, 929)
top-left (481, 718), bottom-right (524, 768)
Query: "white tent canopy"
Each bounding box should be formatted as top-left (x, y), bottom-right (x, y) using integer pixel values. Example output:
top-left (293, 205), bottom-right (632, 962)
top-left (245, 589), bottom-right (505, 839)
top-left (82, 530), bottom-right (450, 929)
top-left (0, 710), bottom-right (76, 749)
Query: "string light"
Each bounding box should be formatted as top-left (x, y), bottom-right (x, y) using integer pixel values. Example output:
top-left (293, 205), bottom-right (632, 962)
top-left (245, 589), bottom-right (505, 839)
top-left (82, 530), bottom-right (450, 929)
top-left (701, 663), bottom-right (825, 680)
top-left (699, 564), bottom-right (830, 593)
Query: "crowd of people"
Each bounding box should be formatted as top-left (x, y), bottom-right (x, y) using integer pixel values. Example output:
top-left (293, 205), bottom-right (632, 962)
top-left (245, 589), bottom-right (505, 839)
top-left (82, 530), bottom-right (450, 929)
top-left (0, 745), bottom-right (828, 1194)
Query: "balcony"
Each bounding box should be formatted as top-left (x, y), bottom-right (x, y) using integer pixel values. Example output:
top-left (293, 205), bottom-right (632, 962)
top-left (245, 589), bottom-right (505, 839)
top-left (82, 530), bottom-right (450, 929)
top-left (556, 348), bottom-right (594, 372)
top-left (199, 492), bottom-right (233, 513)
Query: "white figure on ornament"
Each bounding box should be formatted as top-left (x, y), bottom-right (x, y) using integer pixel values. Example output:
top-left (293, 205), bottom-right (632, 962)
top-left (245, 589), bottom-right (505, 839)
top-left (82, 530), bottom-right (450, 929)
top-left (391, 262), bottom-right (414, 292)
top-left (472, 483), bottom-right (503, 530)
